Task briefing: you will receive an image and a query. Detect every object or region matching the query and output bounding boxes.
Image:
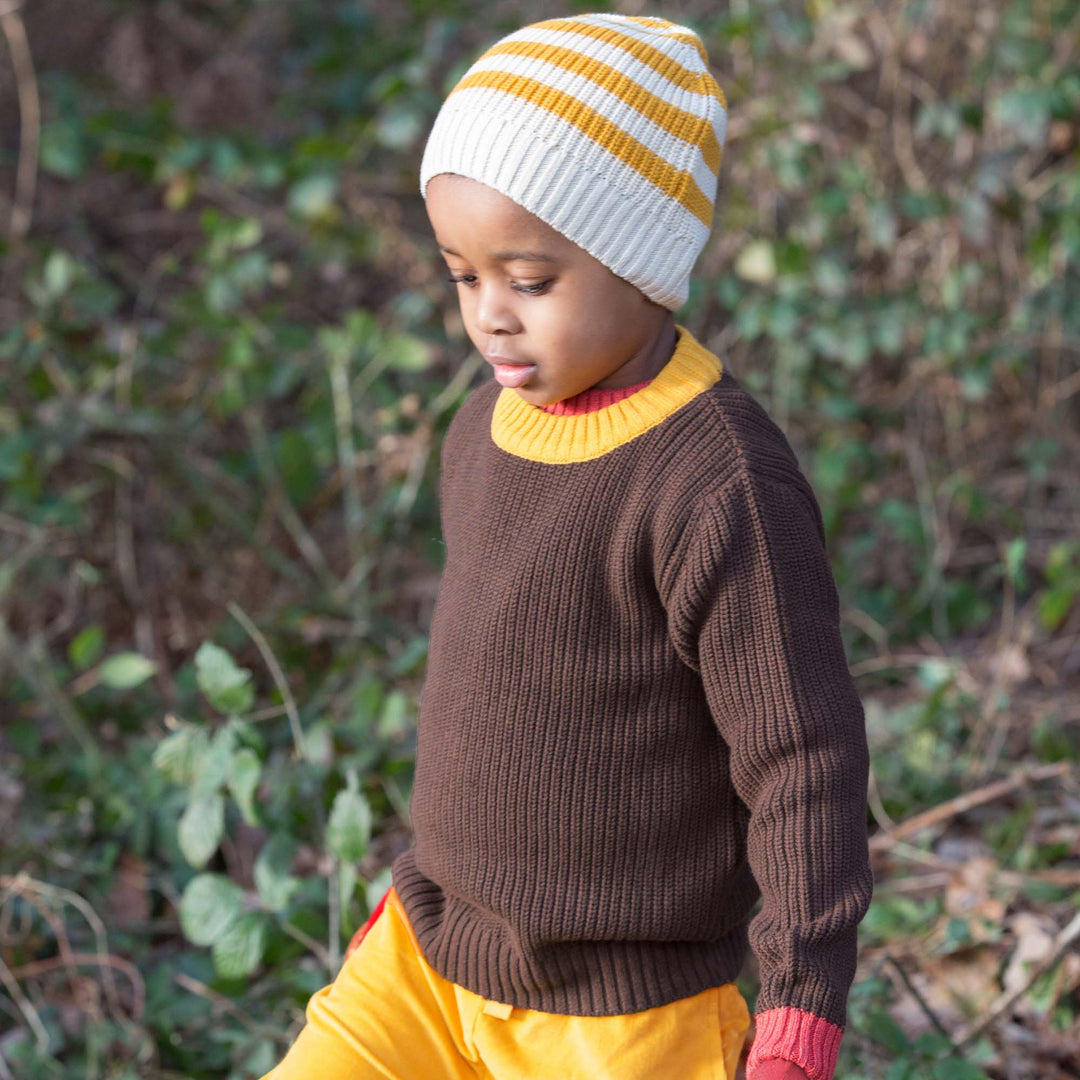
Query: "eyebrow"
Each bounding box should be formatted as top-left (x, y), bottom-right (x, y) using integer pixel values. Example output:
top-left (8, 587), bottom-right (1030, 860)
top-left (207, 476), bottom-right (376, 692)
top-left (438, 244), bottom-right (558, 264)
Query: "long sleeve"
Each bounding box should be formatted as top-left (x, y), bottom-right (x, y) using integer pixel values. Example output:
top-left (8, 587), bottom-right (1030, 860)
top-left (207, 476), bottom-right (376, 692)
top-left (667, 468), bottom-right (874, 1080)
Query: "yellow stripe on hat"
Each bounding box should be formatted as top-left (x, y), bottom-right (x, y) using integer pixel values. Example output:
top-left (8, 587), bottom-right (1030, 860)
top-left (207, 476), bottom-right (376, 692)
top-left (484, 40), bottom-right (722, 175)
top-left (533, 18), bottom-right (726, 109)
top-left (611, 15), bottom-right (711, 66)
top-left (450, 70), bottom-right (715, 228)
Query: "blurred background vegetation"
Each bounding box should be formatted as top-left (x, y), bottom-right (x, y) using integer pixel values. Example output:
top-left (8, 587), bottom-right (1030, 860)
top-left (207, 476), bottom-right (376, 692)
top-left (1, 0), bottom-right (1078, 1076)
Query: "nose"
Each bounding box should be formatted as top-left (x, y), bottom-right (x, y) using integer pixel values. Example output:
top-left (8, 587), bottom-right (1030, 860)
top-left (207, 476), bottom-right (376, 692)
top-left (473, 282), bottom-right (519, 337)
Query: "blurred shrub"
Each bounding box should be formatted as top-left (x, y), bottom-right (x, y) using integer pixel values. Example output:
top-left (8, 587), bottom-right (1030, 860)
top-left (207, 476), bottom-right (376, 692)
top-left (1, 0), bottom-right (1077, 1075)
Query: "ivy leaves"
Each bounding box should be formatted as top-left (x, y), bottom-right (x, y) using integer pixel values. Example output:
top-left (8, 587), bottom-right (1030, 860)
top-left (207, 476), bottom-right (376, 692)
top-left (154, 639), bottom-right (380, 982)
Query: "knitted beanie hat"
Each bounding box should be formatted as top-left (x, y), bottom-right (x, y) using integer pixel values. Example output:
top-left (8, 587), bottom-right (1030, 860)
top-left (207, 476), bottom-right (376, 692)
top-left (419, 13), bottom-right (727, 311)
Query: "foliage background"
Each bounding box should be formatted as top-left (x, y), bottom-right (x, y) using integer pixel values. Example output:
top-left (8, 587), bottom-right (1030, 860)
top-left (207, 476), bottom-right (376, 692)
top-left (1, 0), bottom-right (1079, 1076)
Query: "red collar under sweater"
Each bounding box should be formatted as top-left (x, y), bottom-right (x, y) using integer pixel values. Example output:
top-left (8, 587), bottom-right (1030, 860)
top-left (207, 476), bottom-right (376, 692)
top-left (537, 377), bottom-right (655, 414)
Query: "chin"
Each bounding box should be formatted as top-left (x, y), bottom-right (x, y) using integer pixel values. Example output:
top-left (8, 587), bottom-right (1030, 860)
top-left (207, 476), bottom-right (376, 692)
top-left (514, 384), bottom-right (549, 404)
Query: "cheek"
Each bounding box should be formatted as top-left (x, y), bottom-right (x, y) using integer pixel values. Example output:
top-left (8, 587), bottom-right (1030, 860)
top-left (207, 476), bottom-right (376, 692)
top-left (570, 275), bottom-right (635, 327)
top-left (557, 289), bottom-right (632, 345)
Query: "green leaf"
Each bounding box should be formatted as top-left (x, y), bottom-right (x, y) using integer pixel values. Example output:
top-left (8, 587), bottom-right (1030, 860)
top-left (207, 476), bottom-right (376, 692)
top-left (302, 720), bottom-right (334, 768)
top-left (288, 174), bottom-right (338, 220)
top-left (813, 256), bottom-right (848, 298)
top-left (191, 724), bottom-right (238, 799)
top-left (40, 119), bottom-right (88, 179)
top-left (278, 428), bottom-right (319, 504)
top-left (365, 867), bottom-right (393, 915)
top-left (339, 860), bottom-right (358, 933)
top-left (1044, 541), bottom-right (1078, 583)
top-left (991, 88), bottom-right (1051, 146)
top-left (25, 250), bottom-right (72, 305)
top-left (347, 674), bottom-right (384, 737)
top-left (178, 794), bottom-right (225, 869)
top-left (865, 1006), bottom-right (913, 1053)
top-left (68, 625), bottom-right (105, 671)
top-left (229, 717), bottom-right (266, 755)
top-left (212, 912), bottom-right (268, 979)
top-left (179, 873), bottom-right (244, 946)
top-left (865, 199), bottom-right (898, 250)
top-left (254, 834), bottom-right (300, 912)
top-left (375, 104), bottom-right (425, 150)
top-left (228, 748), bottom-right (262, 826)
top-left (152, 724), bottom-right (210, 786)
top-left (1001, 538), bottom-right (1026, 586)
top-left (194, 641), bottom-right (255, 715)
top-left (99, 651), bottom-right (157, 690)
top-left (378, 690), bottom-right (410, 740)
top-left (326, 771), bottom-right (373, 863)
top-left (883, 1062), bottom-right (917, 1080)
top-left (389, 636), bottom-right (428, 677)
top-left (382, 332), bottom-right (431, 371)
top-left (1039, 585), bottom-right (1077, 631)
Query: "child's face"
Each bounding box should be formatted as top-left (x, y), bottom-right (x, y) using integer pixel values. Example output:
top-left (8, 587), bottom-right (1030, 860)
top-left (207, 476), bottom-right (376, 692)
top-left (426, 173), bottom-right (669, 405)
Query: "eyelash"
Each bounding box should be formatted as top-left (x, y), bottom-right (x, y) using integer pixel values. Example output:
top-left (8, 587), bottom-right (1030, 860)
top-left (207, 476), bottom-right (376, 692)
top-left (446, 275), bottom-right (551, 296)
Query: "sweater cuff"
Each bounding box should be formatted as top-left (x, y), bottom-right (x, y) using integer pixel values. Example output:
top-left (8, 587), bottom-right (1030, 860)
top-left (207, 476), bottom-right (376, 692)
top-left (746, 1007), bottom-right (844, 1080)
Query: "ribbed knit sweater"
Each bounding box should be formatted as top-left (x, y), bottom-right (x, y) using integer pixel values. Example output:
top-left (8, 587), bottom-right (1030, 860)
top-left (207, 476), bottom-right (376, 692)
top-left (391, 324), bottom-right (874, 1080)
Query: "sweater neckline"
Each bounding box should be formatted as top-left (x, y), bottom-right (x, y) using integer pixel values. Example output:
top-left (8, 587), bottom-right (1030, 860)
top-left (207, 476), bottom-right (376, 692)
top-left (490, 324), bottom-right (723, 464)
top-left (537, 375), bottom-right (656, 415)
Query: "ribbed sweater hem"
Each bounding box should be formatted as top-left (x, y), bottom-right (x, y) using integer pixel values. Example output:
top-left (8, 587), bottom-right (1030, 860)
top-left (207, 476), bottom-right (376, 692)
top-left (391, 849), bottom-right (750, 1016)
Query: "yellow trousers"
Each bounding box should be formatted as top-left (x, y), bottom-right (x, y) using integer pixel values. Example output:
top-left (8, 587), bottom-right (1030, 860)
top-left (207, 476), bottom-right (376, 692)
top-left (262, 887), bottom-right (751, 1080)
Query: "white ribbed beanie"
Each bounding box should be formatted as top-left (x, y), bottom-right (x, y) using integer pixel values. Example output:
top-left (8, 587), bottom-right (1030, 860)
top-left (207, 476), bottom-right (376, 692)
top-left (419, 13), bottom-right (727, 311)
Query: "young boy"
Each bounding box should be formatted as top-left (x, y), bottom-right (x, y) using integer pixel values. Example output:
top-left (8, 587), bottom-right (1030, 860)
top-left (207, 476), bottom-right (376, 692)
top-left (263, 13), bottom-right (874, 1080)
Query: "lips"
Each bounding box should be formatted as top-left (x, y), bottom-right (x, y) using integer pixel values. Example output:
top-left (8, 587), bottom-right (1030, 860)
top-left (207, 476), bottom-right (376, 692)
top-left (484, 353), bottom-right (537, 388)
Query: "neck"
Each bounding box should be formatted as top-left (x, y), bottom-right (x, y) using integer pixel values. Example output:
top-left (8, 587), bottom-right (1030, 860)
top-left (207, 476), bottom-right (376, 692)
top-left (592, 312), bottom-right (677, 390)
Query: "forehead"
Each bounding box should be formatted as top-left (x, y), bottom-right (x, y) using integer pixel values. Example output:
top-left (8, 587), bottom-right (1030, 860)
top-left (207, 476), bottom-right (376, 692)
top-left (425, 173), bottom-right (574, 259)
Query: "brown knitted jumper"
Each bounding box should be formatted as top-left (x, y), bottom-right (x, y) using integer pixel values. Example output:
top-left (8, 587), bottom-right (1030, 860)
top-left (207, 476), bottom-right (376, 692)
top-left (391, 324), bottom-right (874, 1080)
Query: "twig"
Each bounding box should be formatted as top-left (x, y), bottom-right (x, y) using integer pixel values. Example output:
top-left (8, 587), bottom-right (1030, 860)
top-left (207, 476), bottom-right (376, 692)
top-left (328, 858), bottom-right (341, 974)
top-left (173, 972), bottom-right (281, 1040)
top-left (326, 348), bottom-right (365, 571)
top-left (8, 952), bottom-right (145, 1020)
top-left (240, 406), bottom-right (339, 593)
top-left (227, 600), bottom-right (306, 761)
top-left (867, 760), bottom-right (897, 834)
top-left (0, 874), bottom-right (135, 1029)
top-left (884, 954), bottom-right (954, 1044)
top-left (378, 773), bottom-right (412, 833)
top-left (393, 416), bottom-right (435, 521)
top-left (953, 907), bottom-right (1080, 1047)
top-left (0, 953), bottom-right (49, 1053)
top-left (882, 868), bottom-right (1080, 904)
top-left (869, 761), bottom-right (1072, 852)
top-left (0, 0), bottom-right (39, 240)
top-left (280, 919), bottom-right (331, 967)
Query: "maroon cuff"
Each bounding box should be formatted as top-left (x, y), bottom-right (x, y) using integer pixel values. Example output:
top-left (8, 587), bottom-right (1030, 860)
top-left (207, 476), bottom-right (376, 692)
top-left (746, 1006), bottom-right (844, 1080)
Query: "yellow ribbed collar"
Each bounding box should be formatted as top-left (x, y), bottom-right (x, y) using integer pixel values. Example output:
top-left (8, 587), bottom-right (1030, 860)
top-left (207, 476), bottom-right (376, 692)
top-left (490, 323), bottom-right (723, 464)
